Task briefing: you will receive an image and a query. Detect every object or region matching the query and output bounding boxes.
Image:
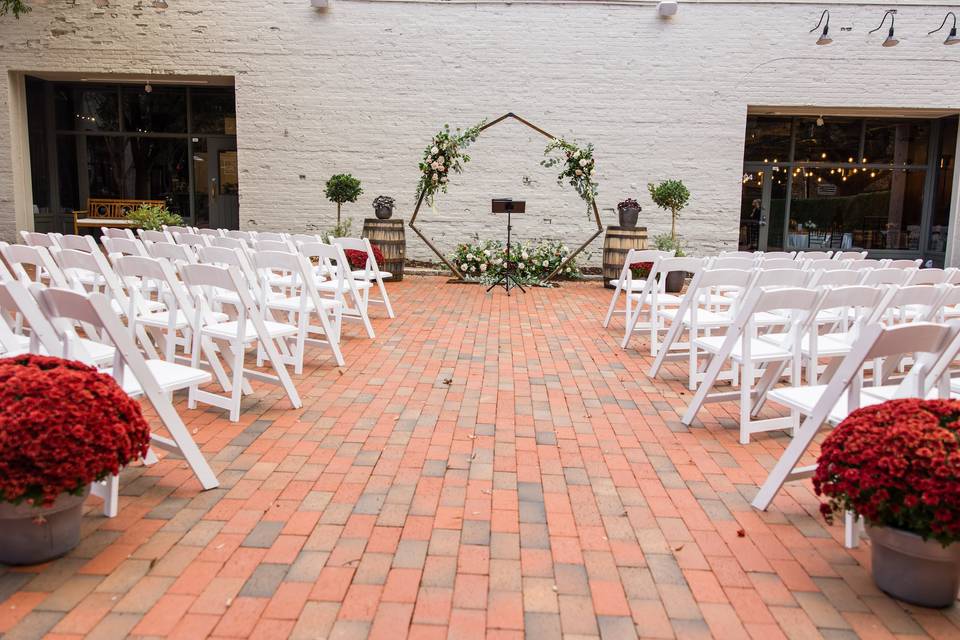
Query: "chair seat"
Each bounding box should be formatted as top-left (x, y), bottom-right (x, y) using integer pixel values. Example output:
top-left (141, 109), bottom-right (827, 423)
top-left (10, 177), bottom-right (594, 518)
top-left (759, 331), bottom-right (856, 358)
top-left (267, 296), bottom-right (341, 313)
top-left (695, 335), bottom-right (794, 363)
top-left (109, 297), bottom-right (164, 316)
top-left (352, 270), bottom-right (392, 280)
top-left (268, 273), bottom-right (301, 288)
top-left (627, 292), bottom-right (682, 305)
top-left (215, 290), bottom-right (284, 307)
top-left (608, 278), bottom-right (647, 291)
top-left (138, 309), bottom-right (228, 330)
top-left (202, 319), bottom-right (298, 342)
top-left (317, 279), bottom-right (373, 293)
top-left (768, 384), bottom-right (886, 425)
top-left (658, 307), bottom-right (733, 328)
top-left (108, 359), bottom-right (212, 396)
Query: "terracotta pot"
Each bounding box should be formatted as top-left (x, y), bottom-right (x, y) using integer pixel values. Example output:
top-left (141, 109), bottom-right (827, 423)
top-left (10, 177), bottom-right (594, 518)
top-left (374, 205), bottom-right (394, 220)
top-left (617, 206), bottom-right (640, 228)
top-left (0, 486), bottom-right (90, 565)
top-left (867, 523), bottom-right (960, 608)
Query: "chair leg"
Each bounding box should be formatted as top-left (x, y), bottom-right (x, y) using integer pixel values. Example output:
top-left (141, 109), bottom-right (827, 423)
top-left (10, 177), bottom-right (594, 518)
top-left (376, 277), bottom-right (395, 319)
top-left (844, 510), bottom-right (861, 548)
top-left (603, 286), bottom-right (621, 328)
top-left (294, 313), bottom-right (307, 375)
top-left (230, 340), bottom-right (245, 422)
top-left (91, 476), bottom-right (119, 518)
top-left (739, 361), bottom-right (753, 445)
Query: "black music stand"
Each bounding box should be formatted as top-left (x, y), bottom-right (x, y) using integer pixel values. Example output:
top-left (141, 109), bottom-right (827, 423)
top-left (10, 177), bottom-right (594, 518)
top-left (487, 198), bottom-right (526, 295)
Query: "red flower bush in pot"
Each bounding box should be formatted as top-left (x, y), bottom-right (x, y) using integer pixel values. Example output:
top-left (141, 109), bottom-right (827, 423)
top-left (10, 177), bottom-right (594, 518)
top-left (0, 355), bottom-right (151, 565)
top-left (813, 398), bottom-right (960, 607)
top-left (344, 243), bottom-right (385, 270)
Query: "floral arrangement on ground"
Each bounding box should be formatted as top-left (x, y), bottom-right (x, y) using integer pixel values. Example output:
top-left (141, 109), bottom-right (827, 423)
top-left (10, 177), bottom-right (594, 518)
top-left (813, 398), bottom-right (960, 546)
top-left (0, 355), bottom-right (151, 507)
top-left (450, 239), bottom-right (581, 285)
top-left (344, 244), bottom-right (385, 270)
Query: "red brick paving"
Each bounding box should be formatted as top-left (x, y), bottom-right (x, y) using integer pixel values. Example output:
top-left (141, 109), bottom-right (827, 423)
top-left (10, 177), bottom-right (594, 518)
top-left (1, 276), bottom-right (958, 639)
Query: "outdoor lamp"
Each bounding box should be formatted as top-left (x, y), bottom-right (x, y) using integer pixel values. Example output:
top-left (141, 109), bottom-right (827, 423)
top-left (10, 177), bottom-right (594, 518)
top-left (870, 10), bottom-right (899, 47)
top-left (810, 9), bottom-right (832, 45)
top-left (929, 12), bottom-right (960, 45)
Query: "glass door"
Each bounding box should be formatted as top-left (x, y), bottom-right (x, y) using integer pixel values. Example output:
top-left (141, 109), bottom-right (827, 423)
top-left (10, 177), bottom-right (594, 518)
top-left (740, 164), bottom-right (788, 251)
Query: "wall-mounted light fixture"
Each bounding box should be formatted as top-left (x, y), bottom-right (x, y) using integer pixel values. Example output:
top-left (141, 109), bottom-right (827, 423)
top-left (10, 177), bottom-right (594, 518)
top-left (657, 1), bottom-right (678, 17)
top-left (310, 0), bottom-right (329, 8)
top-left (929, 11), bottom-right (960, 45)
top-left (869, 9), bottom-right (899, 47)
top-left (809, 10), bottom-right (832, 45)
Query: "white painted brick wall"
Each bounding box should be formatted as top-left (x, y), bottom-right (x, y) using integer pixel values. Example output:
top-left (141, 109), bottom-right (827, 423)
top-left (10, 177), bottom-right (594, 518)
top-left (1, 1), bottom-right (959, 264)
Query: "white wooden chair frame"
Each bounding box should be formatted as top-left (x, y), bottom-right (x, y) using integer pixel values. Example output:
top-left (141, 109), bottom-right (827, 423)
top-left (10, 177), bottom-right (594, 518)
top-left (332, 236), bottom-right (396, 319)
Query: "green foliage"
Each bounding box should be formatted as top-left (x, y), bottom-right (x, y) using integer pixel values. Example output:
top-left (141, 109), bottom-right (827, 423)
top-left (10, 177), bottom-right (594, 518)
top-left (648, 179), bottom-right (690, 241)
top-left (542, 138), bottom-right (598, 211)
top-left (328, 218), bottom-right (352, 239)
top-left (418, 121), bottom-right (485, 203)
top-left (1, 0), bottom-right (30, 18)
top-left (325, 174), bottom-right (362, 224)
top-left (653, 233), bottom-right (686, 257)
top-left (450, 239), bottom-right (581, 285)
top-left (128, 204), bottom-right (182, 231)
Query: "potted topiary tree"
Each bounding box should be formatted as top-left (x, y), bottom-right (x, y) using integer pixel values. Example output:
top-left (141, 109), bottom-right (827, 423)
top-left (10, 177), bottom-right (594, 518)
top-left (648, 179), bottom-right (690, 244)
top-left (0, 355), bottom-right (151, 565)
top-left (325, 174), bottom-right (363, 226)
top-left (814, 398), bottom-right (960, 608)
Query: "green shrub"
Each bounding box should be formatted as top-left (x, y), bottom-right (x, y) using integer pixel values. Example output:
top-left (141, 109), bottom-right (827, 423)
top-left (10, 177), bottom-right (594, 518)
top-left (648, 179), bottom-right (690, 242)
top-left (128, 204), bottom-right (182, 231)
top-left (450, 239), bottom-right (581, 285)
top-left (325, 174), bottom-right (363, 224)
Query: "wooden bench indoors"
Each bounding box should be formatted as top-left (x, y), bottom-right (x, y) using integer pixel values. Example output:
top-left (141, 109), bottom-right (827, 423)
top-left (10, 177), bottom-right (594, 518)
top-left (72, 198), bottom-right (166, 234)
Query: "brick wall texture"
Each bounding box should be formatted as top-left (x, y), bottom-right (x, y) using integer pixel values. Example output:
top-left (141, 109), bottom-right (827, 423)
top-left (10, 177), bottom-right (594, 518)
top-left (1, 1), bottom-right (959, 263)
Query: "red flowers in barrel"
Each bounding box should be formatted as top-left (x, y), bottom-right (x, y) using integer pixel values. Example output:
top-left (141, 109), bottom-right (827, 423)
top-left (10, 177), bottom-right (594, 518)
top-left (814, 398), bottom-right (960, 545)
top-left (0, 355), bottom-right (151, 507)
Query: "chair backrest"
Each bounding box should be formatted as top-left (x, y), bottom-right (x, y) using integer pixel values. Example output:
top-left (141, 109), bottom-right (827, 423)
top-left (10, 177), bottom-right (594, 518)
top-left (2, 244), bottom-right (69, 287)
top-left (331, 236), bottom-right (386, 274)
top-left (147, 240), bottom-right (197, 267)
top-left (114, 254), bottom-right (205, 325)
top-left (811, 285), bottom-right (888, 336)
top-left (0, 279), bottom-right (68, 359)
top-left (655, 256), bottom-right (703, 276)
top-left (195, 245), bottom-right (262, 296)
top-left (224, 230), bottom-right (255, 242)
top-left (57, 234), bottom-right (98, 253)
top-left (255, 231), bottom-right (286, 243)
top-left (871, 284), bottom-right (948, 325)
top-left (752, 268), bottom-right (810, 289)
top-left (209, 236), bottom-right (249, 251)
top-left (887, 259), bottom-right (923, 269)
top-left (197, 228), bottom-right (222, 238)
top-left (760, 258), bottom-right (801, 270)
top-left (253, 239), bottom-right (292, 253)
top-left (760, 251), bottom-right (796, 260)
top-left (53, 248), bottom-right (138, 312)
top-left (102, 237), bottom-right (148, 258)
top-left (173, 232), bottom-right (210, 249)
top-left (138, 228), bottom-right (174, 244)
top-left (805, 258), bottom-right (846, 271)
top-left (808, 269), bottom-right (861, 287)
top-left (289, 233), bottom-right (324, 246)
top-left (833, 250), bottom-right (867, 261)
top-left (860, 268), bottom-right (909, 286)
top-left (101, 227), bottom-right (135, 240)
top-left (164, 225), bottom-right (193, 235)
top-left (709, 256), bottom-right (754, 270)
top-left (298, 241), bottom-right (348, 303)
top-left (906, 268), bottom-right (948, 286)
top-left (797, 251), bottom-right (833, 261)
top-left (719, 250), bottom-right (757, 259)
top-left (847, 259), bottom-right (885, 271)
top-left (20, 231), bottom-right (58, 248)
top-left (688, 268), bottom-right (754, 311)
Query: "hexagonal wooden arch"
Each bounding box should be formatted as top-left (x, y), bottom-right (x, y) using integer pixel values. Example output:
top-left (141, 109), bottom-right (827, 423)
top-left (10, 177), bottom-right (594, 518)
top-left (408, 112), bottom-right (603, 282)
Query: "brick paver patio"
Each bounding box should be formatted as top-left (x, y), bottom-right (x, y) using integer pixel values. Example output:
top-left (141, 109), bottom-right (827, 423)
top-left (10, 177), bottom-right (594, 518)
top-left (2, 277), bottom-right (959, 639)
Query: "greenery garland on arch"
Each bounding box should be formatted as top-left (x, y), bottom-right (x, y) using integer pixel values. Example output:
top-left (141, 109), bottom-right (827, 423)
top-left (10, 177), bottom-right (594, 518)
top-left (408, 113), bottom-right (604, 282)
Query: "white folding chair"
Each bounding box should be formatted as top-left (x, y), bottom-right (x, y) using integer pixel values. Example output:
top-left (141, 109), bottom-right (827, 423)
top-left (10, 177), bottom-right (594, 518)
top-left (708, 256), bottom-right (755, 270)
top-left (681, 286), bottom-right (823, 443)
top-left (887, 259), bottom-right (923, 269)
top-left (35, 287), bottom-right (219, 516)
top-left (173, 232), bottom-right (211, 252)
top-left (2, 244), bottom-right (71, 288)
top-left (860, 268), bottom-right (909, 287)
top-left (906, 268), bottom-right (948, 286)
top-left (331, 236), bottom-right (396, 319)
top-left (719, 250), bottom-right (758, 259)
top-left (847, 259), bottom-right (885, 271)
top-left (197, 228), bottom-right (223, 238)
top-left (602, 249), bottom-right (673, 328)
top-left (804, 258), bottom-right (846, 271)
top-left (300, 241), bottom-right (376, 339)
top-left (209, 236), bottom-right (250, 251)
top-left (807, 269), bottom-right (861, 288)
top-left (224, 230), bottom-right (255, 243)
top-left (147, 240), bottom-right (198, 268)
top-left (622, 256), bottom-right (704, 351)
top-left (255, 231), bottom-right (287, 243)
top-left (20, 231), bottom-right (59, 248)
top-left (832, 250), bottom-right (867, 261)
top-left (753, 321), bottom-right (960, 546)
top-left (760, 251), bottom-right (796, 260)
top-left (101, 227), bottom-right (136, 240)
top-left (103, 236), bottom-right (149, 259)
top-left (253, 250), bottom-right (345, 371)
top-left (138, 228), bottom-right (175, 244)
top-left (758, 258), bottom-right (802, 270)
top-left (179, 263), bottom-right (303, 421)
top-left (796, 250), bottom-right (833, 261)
top-left (649, 268), bottom-right (753, 389)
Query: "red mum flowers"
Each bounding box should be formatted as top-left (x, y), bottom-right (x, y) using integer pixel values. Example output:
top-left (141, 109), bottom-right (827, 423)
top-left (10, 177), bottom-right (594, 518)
top-left (0, 355), bottom-right (151, 507)
top-left (344, 244), bottom-right (385, 270)
top-left (813, 398), bottom-right (960, 546)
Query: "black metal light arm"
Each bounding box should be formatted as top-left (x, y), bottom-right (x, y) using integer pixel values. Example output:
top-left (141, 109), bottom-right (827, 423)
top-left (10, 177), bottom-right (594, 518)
top-left (869, 9), bottom-right (896, 35)
top-left (929, 11), bottom-right (957, 35)
top-left (809, 9), bottom-right (830, 34)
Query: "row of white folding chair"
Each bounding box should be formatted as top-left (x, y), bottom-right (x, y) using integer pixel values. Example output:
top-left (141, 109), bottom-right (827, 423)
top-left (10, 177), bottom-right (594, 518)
top-left (602, 248), bottom-right (674, 328)
top-left (752, 320), bottom-right (960, 546)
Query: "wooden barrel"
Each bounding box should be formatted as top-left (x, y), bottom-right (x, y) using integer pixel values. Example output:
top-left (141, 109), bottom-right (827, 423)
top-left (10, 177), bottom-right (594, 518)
top-left (602, 226), bottom-right (648, 289)
top-left (362, 218), bottom-right (405, 281)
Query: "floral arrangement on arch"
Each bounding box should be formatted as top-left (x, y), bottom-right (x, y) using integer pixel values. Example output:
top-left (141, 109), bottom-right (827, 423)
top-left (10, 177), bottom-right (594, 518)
top-left (541, 138), bottom-right (598, 211)
top-left (344, 244), bottom-right (385, 270)
top-left (813, 398), bottom-right (960, 546)
top-left (0, 355), bottom-right (151, 507)
top-left (450, 239), bottom-right (581, 285)
top-left (417, 121), bottom-right (486, 203)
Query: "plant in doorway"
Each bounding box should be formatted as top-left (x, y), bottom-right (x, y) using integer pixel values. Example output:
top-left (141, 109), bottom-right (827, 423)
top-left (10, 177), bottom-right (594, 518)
top-left (128, 204), bottom-right (182, 231)
top-left (325, 174), bottom-right (363, 225)
top-left (814, 398), bottom-right (960, 608)
top-left (0, 355), bottom-right (151, 565)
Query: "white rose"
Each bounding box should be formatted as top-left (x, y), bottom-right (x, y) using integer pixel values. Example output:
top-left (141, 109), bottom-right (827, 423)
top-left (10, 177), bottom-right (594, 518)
top-left (579, 159), bottom-right (587, 167)
top-left (484, 249), bottom-right (490, 256)
top-left (542, 260), bottom-right (550, 267)
top-left (518, 262), bottom-right (525, 269)
top-left (461, 263), bottom-right (468, 270)
top-left (440, 176), bottom-right (448, 183)
top-left (480, 264), bottom-right (487, 272)
top-left (574, 150), bottom-right (581, 158)
top-left (431, 146), bottom-right (439, 154)
top-left (438, 156), bottom-right (444, 163)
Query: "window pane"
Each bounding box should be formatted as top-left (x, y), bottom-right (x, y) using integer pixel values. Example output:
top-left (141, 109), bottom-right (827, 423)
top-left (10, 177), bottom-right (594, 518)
top-left (56, 135), bottom-right (79, 212)
top-left (54, 85), bottom-right (119, 131)
top-left (743, 116), bottom-right (791, 162)
top-left (794, 117), bottom-right (861, 163)
top-left (788, 167), bottom-right (925, 251)
top-left (191, 88), bottom-right (236, 134)
top-left (26, 78), bottom-right (50, 212)
top-left (86, 136), bottom-right (189, 215)
top-left (864, 120), bottom-right (929, 166)
top-left (122, 87), bottom-right (187, 133)
top-left (930, 117), bottom-right (957, 253)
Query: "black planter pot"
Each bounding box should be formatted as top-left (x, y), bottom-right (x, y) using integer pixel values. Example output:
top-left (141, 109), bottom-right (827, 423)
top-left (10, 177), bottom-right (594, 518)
top-left (374, 205), bottom-right (394, 220)
top-left (664, 270), bottom-right (685, 293)
top-left (617, 206), bottom-right (640, 228)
